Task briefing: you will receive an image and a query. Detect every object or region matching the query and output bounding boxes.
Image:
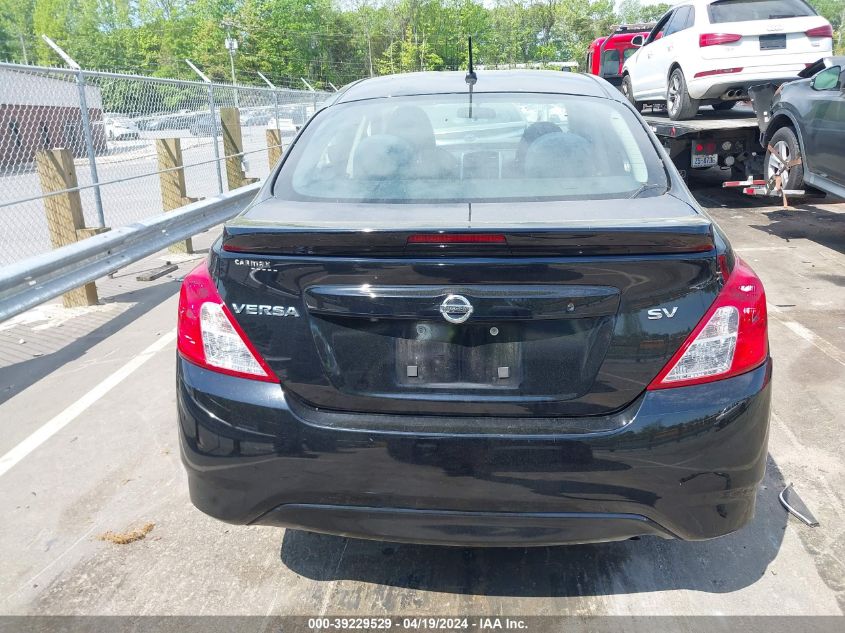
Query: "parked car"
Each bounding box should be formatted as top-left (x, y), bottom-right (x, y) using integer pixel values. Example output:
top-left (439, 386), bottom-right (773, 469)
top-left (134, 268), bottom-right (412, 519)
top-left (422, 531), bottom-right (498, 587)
top-left (622, 0), bottom-right (834, 120)
top-left (265, 117), bottom-right (298, 135)
top-left (147, 111), bottom-right (199, 131)
top-left (587, 23), bottom-right (656, 87)
top-left (751, 56), bottom-right (845, 198)
top-left (104, 117), bottom-right (140, 141)
top-left (176, 70), bottom-right (771, 547)
top-left (189, 114), bottom-right (220, 136)
top-left (241, 109), bottom-right (273, 126)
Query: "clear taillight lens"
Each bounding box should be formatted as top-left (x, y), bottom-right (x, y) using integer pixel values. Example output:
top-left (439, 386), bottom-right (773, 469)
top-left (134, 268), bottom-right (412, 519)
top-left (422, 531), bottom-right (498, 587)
top-left (663, 306), bottom-right (739, 383)
top-left (199, 302), bottom-right (269, 378)
top-left (648, 257), bottom-right (767, 389)
top-left (177, 262), bottom-right (277, 383)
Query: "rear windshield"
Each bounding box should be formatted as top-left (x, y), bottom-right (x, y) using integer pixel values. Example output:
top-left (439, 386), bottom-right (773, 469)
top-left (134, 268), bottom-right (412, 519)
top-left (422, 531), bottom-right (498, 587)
top-left (272, 92), bottom-right (667, 204)
top-left (708, 0), bottom-right (815, 23)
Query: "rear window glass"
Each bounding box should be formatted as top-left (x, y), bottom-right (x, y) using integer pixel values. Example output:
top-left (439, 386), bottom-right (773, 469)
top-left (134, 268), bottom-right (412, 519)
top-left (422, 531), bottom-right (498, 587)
top-left (708, 0), bottom-right (815, 23)
top-left (273, 93), bottom-right (666, 204)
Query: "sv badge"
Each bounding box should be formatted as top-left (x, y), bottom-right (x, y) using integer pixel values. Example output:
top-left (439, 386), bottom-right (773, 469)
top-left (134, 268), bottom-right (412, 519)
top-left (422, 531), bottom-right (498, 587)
top-left (647, 307), bottom-right (678, 320)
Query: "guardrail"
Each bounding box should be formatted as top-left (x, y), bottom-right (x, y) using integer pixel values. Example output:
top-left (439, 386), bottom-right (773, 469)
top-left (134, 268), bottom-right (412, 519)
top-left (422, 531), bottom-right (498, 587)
top-left (0, 182), bottom-right (260, 322)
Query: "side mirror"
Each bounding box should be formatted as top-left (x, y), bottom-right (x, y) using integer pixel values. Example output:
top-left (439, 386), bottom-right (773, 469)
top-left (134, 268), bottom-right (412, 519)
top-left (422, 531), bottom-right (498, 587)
top-left (631, 35), bottom-right (645, 48)
top-left (811, 65), bottom-right (841, 91)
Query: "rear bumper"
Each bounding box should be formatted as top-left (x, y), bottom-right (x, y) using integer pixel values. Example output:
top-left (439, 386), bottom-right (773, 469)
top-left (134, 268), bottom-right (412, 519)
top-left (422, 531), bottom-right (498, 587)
top-left (687, 59), bottom-right (821, 100)
top-left (177, 357), bottom-right (772, 546)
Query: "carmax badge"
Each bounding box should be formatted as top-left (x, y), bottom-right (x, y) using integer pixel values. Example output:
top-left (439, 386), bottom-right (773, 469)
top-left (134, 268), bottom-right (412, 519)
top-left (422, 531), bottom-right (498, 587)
top-left (439, 294), bottom-right (473, 324)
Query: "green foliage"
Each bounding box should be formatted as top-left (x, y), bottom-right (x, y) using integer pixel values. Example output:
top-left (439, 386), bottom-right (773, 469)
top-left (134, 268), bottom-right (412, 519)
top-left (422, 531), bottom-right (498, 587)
top-left (2, 0), bottom-right (842, 84)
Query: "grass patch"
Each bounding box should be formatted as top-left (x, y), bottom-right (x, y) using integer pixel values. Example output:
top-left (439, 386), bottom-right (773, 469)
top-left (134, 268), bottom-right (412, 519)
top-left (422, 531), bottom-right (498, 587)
top-left (97, 522), bottom-right (155, 545)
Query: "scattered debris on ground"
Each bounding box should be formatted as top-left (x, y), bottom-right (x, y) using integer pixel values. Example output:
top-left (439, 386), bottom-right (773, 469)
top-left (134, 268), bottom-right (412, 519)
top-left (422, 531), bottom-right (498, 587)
top-left (97, 522), bottom-right (155, 545)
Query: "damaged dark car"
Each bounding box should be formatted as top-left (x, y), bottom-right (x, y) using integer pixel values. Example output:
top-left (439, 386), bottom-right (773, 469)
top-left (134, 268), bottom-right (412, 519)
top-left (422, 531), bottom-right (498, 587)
top-left (176, 70), bottom-right (772, 547)
top-left (752, 56), bottom-right (845, 198)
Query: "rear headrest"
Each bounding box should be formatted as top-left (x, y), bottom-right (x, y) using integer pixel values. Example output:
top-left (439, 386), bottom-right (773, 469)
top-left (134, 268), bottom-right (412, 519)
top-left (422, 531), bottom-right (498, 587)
top-left (385, 106), bottom-right (436, 150)
top-left (524, 132), bottom-right (593, 178)
top-left (352, 134), bottom-right (414, 180)
top-left (516, 121), bottom-right (561, 168)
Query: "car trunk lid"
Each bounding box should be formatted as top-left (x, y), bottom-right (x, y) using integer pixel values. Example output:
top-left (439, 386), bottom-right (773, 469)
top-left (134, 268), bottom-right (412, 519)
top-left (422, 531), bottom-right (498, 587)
top-left (214, 197), bottom-right (721, 418)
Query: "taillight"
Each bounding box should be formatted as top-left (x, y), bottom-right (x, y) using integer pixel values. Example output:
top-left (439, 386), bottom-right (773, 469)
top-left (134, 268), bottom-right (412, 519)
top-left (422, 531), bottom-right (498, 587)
top-left (699, 33), bottom-right (742, 47)
top-left (177, 262), bottom-right (277, 383)
top-left (805, 24), bottom-right (833, 38)
top-left (648, 257), bottom-right (767, 390)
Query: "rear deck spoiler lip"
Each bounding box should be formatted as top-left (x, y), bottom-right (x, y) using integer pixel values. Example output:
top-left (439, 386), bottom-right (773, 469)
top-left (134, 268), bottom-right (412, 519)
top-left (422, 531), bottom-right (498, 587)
top-left (221, 223), bottom-right (715, 258)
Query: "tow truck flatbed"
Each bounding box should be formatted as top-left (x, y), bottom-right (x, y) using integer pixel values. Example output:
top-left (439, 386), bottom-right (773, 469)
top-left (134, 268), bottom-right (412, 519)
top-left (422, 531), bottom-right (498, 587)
top-left (642, 108), bottom-right (760, 136)
top-left (640, 106), bottom-right (764, 179)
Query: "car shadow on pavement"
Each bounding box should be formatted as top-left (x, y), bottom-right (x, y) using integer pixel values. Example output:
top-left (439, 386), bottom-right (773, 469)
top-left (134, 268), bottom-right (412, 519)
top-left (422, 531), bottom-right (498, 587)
top-left (0, 281), bottom-right (178, 406)
top-left (279, 455), bottom-right (789, 597)
top-left (751, 205), bottom-right (845, 258)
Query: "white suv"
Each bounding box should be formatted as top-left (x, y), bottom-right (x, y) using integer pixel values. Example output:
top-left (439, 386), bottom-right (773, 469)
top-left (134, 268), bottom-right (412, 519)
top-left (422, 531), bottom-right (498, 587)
top-left (621, 0), bottom-right (833, 120)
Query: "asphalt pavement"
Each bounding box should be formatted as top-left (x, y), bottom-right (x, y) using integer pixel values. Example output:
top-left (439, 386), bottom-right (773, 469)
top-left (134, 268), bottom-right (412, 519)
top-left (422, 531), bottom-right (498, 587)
top-left (0, 179), bottom-right (843, 621)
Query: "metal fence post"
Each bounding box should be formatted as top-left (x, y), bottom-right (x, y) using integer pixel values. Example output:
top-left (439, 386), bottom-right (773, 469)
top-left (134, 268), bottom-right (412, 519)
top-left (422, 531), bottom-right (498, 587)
top-left (76, 71), bottom-right (105, 228)
top-left (39, 35), bottom-right (106, 226)
top-left (187, 59), bottom-right (224, 194)
top-left (257, 72), bottom-right (281, 133)
top-left (75, 71), bottom-right (106, 228)
top-left (207, 84), bottom-right (224, 193)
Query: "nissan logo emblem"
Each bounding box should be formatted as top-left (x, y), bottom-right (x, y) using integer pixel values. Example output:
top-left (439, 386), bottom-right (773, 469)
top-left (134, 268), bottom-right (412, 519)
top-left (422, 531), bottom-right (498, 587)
top-left (439, 294), bottom-right (473, 324)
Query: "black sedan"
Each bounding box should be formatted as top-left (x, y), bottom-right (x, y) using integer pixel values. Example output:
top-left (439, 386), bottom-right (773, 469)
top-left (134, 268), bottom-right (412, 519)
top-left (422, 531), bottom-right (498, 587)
top-left (754, 57), bottom-right (845, 198)
top-left (176, 70), bottom-right (771, 546)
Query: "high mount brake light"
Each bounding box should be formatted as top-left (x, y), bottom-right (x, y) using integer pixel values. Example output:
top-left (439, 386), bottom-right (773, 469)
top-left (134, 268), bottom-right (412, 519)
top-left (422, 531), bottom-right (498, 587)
top-left (407, 233), bottom-right (507, 245)
top-left (699, 33), bottom-right (742, 47)
top-left (648, 257), bottom-right (767, 389)
top-left (177, 263), bottom-right (277, 383)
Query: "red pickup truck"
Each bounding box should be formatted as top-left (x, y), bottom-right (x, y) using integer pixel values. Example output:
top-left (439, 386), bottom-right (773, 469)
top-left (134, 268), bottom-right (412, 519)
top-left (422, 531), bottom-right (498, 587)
top-left (587, 23), bottom-right (655, 87)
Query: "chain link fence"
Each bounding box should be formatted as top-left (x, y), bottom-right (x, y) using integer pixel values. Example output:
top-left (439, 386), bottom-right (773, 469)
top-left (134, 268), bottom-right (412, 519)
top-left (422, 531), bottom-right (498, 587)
top-left (0, 62), bottom-right (328, 266)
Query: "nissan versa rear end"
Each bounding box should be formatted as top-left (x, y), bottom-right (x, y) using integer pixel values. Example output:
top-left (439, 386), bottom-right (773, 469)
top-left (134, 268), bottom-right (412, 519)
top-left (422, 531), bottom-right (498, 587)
top-left (176, 70), bottom-right (771, 546)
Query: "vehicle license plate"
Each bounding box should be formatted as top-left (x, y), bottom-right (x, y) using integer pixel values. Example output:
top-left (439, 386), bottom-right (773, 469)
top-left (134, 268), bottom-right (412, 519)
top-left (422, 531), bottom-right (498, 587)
top-left (759, 34), bottom-right (786, 50)
top-left (691, 153), bottom-right (718, 168)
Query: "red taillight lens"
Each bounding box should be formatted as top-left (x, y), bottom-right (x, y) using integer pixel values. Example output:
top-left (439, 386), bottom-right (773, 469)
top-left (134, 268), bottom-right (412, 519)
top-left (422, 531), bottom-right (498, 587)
top-left (805, 24), bottom-right (833, 38)
top-left (699, 33), bottom-right (742, 47)
top-left (177, 262), bottom-right (277, 382)
top-left (407, 233), bottom-right (507, 244)
top-left (648, 257), bottom-right (767, 390)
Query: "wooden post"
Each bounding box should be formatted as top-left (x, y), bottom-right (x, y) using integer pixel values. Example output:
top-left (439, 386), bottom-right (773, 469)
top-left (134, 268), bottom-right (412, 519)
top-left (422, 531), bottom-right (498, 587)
top-left (220, 107), bottom-right (259, 190)
top-left (35, 148), bottom-right (101, 308)
top-left (266, 128), bottom-right (283, 169)
top-left (156, 138), bottom-right (198, 253)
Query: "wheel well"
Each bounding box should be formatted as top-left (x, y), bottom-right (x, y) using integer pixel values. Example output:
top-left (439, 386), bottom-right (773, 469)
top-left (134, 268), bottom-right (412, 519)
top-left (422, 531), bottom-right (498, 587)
top-left (764, 114), bottom-right (796, 146)
top-left (667, 63), bottom-right (682, 83)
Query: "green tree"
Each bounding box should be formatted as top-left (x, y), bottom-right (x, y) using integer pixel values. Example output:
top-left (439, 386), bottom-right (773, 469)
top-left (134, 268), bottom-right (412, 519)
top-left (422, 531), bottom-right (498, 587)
top-left (814, 0), bottom-right (845, 54)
